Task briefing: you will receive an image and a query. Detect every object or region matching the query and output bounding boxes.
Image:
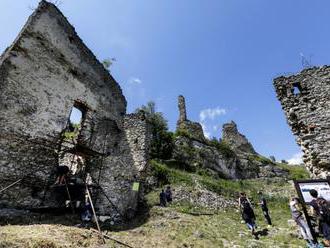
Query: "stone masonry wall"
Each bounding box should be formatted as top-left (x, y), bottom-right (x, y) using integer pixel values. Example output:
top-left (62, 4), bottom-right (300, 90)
top-left (274, 66), bottom-right (330, 177)
top-left (0, 1), bottom-right (150, 220)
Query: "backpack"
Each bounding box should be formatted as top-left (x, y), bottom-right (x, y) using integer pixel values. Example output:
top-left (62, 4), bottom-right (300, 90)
top-left (316, 197), bottom-right (330, 224)
top-left (241, 198), bottom-right (251, 210)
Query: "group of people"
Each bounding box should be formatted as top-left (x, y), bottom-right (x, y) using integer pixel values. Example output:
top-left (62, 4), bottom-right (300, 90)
top-left (159, 186), bottom-right (173, 207)
top-left (239, 189), bottom-right (330, 247)
top-left (238, 191), bottom-right (272, 239)
top-left (290, 189), bottom-right (330, 247)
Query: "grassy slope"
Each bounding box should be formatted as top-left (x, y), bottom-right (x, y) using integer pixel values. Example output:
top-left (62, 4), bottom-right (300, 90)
top-left (0, 161), bottom-right (310, 248)
top-left (107, 161), bottom-right (308, 248)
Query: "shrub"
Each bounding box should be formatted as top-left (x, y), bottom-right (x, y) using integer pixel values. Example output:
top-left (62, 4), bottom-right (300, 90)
top-left (248, 154), bottom-right (274, 165)
top-left (150, 160), bottom-right (193, 186)
top-left (208, 138), bottom-right (235, 158)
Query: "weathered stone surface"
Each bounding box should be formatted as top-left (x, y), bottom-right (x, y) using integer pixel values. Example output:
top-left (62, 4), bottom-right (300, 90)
top-left (172, 136), bottom-right (254, 179)
top-left (173, 96), bottom-right (288, 179)
top-left (178, 95), bottom-right (187, 123)
top-left (274, 66), bottom-right (330, 177)
top-left (176, 95), bottom-right (206, 142)
top-left (0, 1), bottom-right (150, 221)
top-left (222, 121), bottom-right (257, 154)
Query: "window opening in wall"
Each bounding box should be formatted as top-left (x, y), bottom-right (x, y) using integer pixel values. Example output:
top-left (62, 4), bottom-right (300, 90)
top-left (292, 83), bottom-right (302, 96)
top-left (69, 107), bottom-right (83, 131)
top-left (64, 103), bottom-right (87, 140)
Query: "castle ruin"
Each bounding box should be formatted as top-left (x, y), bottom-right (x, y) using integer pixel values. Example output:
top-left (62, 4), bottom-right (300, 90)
top-left (274, 66), bottom-right (330, 178)
top-left (176, 95), bottom-right (206, 142)
top-left (0, 1), bottom-right (150, 221)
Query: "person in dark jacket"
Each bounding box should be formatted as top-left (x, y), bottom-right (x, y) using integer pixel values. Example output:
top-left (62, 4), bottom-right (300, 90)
top-left (165, 186), bottom-right (173, 203)
top-left (239, 192), bottom-right (257, 237)
top-left (309, 189), bottom-right (330, 247)
top-left (258, 191), bottom-right (272, 226)
top-left (160, 189), bottom-right (167, 207)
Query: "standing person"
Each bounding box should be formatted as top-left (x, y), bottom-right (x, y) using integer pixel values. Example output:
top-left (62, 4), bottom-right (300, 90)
top-left (258, 191), bottom-right (272, 227)
top-left (159, 189), bottom-right (167, 207)
top-left (289, 197), bottom-right (316, 247)
top-left (54, 165), bottom-right (70, 185)
top-left (165, 186), bottom-right (173, 203)
top-left (309, 189), bottom-right (330, 247)
top-left (239, 192), bottom-right (257, 237)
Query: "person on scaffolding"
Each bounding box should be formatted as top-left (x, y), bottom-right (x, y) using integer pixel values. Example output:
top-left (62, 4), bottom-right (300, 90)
top-left (55, 165), bottom-right (70, 185)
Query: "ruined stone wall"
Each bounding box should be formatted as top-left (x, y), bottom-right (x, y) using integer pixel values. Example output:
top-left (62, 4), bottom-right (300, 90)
top-left (274, 66), bottom-right (330, 177)
top-left (90, 112), bottom-right (150, 219)
top-left (0, 1), bottom-right (150, 218)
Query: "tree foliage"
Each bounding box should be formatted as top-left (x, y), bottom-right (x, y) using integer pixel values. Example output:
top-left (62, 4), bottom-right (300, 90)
top-left (136, 101), bottom-right (174, 159)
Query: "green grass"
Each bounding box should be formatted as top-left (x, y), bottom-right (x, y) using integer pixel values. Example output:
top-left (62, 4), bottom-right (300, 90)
top-left (277, 163), bottom-right (310, 180)
top-left (248, 154), bottom-right (274, 165)
top-left (116, 180), bottom-right (306, 248)
top-left (151, 160), bottom-right (194, 186)
top-left (150, 160), bottom-right (304, 200)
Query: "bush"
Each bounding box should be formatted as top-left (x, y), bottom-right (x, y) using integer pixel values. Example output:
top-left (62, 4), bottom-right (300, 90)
top-left (208, 138), bottom-right (235, 158)
top-left (162, 160), bottom-right (196, 173)
top-left (174, 129), bottom-right (193, 139)
top-left (150, 160), bottom-right (193, 186)
top-left (248, 154), bottom-right (274, 165)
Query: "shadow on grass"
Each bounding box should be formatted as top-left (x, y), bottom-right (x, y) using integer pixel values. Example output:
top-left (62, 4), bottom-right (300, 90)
top-left (0, 198), bottom-right (152, 233)
top-left (254, 228), bottom-right (269, 240)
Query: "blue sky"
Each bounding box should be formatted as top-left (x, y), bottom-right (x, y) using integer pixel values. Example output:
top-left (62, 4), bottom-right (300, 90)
top-left (1, 0), bottom-right (329, 163)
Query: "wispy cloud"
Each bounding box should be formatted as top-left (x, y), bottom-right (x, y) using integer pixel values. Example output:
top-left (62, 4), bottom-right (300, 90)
top-left (199, 107), bottom-right (227, 139)
top-left (122, 76), bottom-right (146, 107)
top-left (128, 77), bottom-right (142, 84)
top-left (199, 107), bottom-right (226, 122)
top-left (288, 152), bottom-right (303, 165)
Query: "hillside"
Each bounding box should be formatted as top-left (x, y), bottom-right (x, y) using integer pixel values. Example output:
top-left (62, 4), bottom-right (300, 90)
top-left (0, 160), bottom-right (310, 248)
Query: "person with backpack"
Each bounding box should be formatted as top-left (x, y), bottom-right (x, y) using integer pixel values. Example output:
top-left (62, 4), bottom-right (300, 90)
top-left (239, 192), bottom-right (257, 238)
top-left (309, 189), bottom-right (330, 247)
top-left (289, 197), bottom-right (316, 247)
top-left (258, 191), bottom-right (272, 227)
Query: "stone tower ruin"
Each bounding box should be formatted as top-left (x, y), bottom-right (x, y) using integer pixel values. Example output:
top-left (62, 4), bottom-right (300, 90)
top-left (0, 1), bottom-right (150, 221)
top-left (176, 95), bottom-right (206, 142)
top-left (178, 95), bottom-right (187, 123)
top-left (274, 66), bottom-right (330, 178)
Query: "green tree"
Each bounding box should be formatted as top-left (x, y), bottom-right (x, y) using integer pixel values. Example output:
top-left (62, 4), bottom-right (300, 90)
top-left (102, 58), bottom-right (116, 71)
top-left (136, 101), bottom-right (174, 159)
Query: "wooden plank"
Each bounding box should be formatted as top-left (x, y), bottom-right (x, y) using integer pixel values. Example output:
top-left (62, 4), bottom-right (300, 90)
top-left (0, 179), bottom-right (23, 194)
top-left (86, 185), bottom-right (106, 244)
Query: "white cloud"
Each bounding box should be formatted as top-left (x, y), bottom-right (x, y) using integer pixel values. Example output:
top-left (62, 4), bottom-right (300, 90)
top-left (201, 123), bottom-right (211, 139)
top-left (288, 152), bottom-right (303, 165)
top-left (199, 107), bottom-right (226, 122)
top-left (122, 77), bottom-right (146, 105)
top-left (128, 77), bottom-right (142, 84)
top-left (199, 107), bottom-right (226, 139)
